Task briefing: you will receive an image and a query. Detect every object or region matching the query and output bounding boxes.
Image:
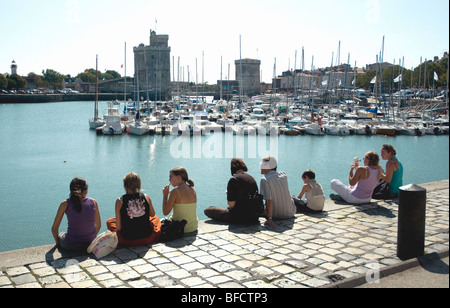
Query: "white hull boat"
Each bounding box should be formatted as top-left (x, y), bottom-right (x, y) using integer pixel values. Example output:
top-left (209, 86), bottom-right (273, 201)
top-left (102, 103), bottom-right (125, 135)
top-left (128, 120), bottom-right (149, 136)
top-left (89, 118), bottom-right (105, 129)
top-left (304, 123), bottom-right (324, 136)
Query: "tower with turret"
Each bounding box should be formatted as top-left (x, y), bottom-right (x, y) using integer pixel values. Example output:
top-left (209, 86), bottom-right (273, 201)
top-left (11, 60), bottom-right (17, 75)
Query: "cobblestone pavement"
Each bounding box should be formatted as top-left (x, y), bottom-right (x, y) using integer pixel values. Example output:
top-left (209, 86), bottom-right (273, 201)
top-left (1, 182), bottom-right (448, 288)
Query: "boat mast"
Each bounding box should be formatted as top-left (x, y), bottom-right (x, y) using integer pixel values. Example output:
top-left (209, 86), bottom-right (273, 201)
top-left (95, 54), bottom-right (98, 120)
top-left (447, 53), bottom-right (449, 111)
top-left (239, 35), bottom-right (243, 105)
top-left (220, 56), bottom-right (223, 101)
top-left (124, 42), bottom-right (126, 103)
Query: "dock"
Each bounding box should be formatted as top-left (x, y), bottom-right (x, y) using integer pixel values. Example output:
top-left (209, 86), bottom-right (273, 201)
top-left (0, 180), bottom-right (448, 289)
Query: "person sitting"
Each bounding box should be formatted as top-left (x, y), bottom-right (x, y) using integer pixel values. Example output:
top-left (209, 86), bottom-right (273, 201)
top-left (51, 178), bottom-right (101, 251)
top-left (204, 158), bottom-right (260, 225)
top-left (162, 167), bottom-right (198, 233)
top-left (294, 169), bottom-right (325, 213)
top-left (107, 172), bottom-right (161, 246)
top-left (260, 157), bottom-right (296, 227)
top-left (330, 151), bottom-right (381, 205)
top-left (378, 144), bottom-right (403, 197)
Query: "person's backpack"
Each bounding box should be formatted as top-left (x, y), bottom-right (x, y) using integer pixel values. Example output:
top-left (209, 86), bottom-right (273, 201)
top-left (248, 192), bottom-right (265, 215)
top-left (372, 180), bottom-right (391, 200)
top-left (159, 219), bottom-right (187, 242)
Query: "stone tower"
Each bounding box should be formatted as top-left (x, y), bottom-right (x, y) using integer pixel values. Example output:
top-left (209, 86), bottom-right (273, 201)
top-left (134, 30), bottom-right (171, 100)
top-left (235, 58), bottom-right (261, 96)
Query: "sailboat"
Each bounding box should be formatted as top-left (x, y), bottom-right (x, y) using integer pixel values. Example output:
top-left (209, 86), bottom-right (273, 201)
top-left (127, 60), bottom-right (149, 136)
top-left (89, 55), bottom-right (105, 129)
top-left (127, 110), bottom-right (150, 135)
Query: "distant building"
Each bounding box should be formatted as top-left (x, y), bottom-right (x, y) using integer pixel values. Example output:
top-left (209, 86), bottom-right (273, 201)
top-left (235, 58), bottom-right (261, 96)
top-left (134, 30), bottom-right (171, 100)
top-left (11, 60), bottom-right (17, 75)
top-left (365, 62), bottom-right (393, 71)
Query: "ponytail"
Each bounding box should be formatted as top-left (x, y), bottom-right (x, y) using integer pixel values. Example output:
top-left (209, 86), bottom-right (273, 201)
top-left (69, 178), bottom-right (88, 213)
top-left (187, 179), bottom-right (195, 188)
top-left (171, 167), bottom-right (194, 188)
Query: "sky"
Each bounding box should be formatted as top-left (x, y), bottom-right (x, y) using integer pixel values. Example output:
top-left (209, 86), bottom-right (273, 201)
top-left (1, 0), bottom-right (449, 84)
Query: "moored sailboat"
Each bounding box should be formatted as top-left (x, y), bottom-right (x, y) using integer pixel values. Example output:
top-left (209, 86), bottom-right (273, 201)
top-left (89, 55), bottom-right (105, 129)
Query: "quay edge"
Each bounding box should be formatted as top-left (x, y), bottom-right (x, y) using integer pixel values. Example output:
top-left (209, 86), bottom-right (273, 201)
top-left (0, 93), bottom-right (133, 104)
top-left (0, 179), bottom-right (447, 288)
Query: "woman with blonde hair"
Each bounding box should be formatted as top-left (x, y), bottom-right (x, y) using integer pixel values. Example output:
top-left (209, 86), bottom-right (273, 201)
top-left (162, 167), bottom-right (198, 233)
top-left (107, 172), bottom-right (161, 246)
top-left (330, 151), bottom-right (381, 204)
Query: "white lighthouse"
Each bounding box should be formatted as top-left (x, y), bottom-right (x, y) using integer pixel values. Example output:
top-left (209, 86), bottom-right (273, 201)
top-left (11, 60), bottom-right (17, 75)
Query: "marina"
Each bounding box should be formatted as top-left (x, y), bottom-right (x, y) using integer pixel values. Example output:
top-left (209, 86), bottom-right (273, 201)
top-left (0, 100), bottom-right (449, 253)
top-left (93, 93), bottom-right (449, 137)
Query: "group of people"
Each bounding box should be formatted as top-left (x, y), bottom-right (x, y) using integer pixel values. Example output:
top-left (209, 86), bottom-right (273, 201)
top-left (51, 144), bottom-right (402, 252)
top-left (51, 167), bottom-right (198, 251)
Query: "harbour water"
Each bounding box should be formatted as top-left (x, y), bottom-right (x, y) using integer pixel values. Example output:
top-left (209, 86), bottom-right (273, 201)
top-left (0, 101), bottom-right (448, 253)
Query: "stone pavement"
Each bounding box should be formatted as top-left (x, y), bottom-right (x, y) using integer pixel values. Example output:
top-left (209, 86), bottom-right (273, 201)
top-left (0, 180), bottom-right (448, 289)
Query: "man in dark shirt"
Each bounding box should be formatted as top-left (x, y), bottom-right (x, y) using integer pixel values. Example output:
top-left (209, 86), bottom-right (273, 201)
top-left (204, 158), bottom-right (260, 225)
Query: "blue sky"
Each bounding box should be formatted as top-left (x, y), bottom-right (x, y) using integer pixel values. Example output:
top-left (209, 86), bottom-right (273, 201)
top-left (1, 0), bottom-right (448, 84)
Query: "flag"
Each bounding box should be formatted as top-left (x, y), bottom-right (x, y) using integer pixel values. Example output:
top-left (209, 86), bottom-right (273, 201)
top-left (121, 64), bottom-right (124, 68)
top-left (393, 74), bottom-right (402, 83)
top-left (434, 71), bottom-right (438, 81)
top-left (352, 78), bottom-right (355, 85)
top-left (370, 76), bottom-right (377, 84)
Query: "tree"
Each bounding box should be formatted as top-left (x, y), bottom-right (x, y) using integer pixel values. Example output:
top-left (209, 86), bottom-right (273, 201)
top-left (7, 74), bottom-right (27, 89)
top-left (42, 69), bottom-right (65, 89)
top-left (0, 74), bottom-right (7, 90)
top-left (76, 69), bottom-right (121, 82)
top-left (103, 70), bottom-right (121, 80)
top-left (28, 72), bottom-right (47, 88)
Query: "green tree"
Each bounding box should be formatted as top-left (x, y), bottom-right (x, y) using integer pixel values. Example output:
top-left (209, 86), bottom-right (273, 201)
top-left (7, 74), bottom-right (27, 89)
top-left (103, 70), bottom-right (121, 80)
top-left (42, 69), bottom-right (65, 89)
top-left (0, 74), bottom-right (7, 90)
top-left (355, 70), bottom-right (376, 89)
top-left (76, 69), bottom-right (121, 82)
top-left (28, 72), bottom-right (47, 88)
top-left (76, 69), bottom-right (96, 83)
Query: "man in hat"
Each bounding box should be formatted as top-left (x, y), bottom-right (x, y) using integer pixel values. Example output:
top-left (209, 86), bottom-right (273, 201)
top-left (259, 157), bottom-right (296, 227)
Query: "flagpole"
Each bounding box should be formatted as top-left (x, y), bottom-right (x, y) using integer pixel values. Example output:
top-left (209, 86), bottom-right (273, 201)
top-left (447, 55), bottom-right (449, 110)
top-left (124, 42), bottom-right (126, 103)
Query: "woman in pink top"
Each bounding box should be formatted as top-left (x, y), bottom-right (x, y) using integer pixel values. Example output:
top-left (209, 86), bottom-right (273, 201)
top-left (330, 151), bottom-right (381, 204)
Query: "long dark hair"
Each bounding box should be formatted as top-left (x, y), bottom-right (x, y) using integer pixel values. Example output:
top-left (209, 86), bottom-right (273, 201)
top-left (69, 178), bottom-right (88, 213)
top-left (231, 158), bottom-right (248, 175)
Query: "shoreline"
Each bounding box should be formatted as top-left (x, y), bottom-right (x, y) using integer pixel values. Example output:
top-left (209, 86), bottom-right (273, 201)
top-left (1, 179), bottom-right (447, 262)
top-left (0, 93), bottom-right (132, 104)
top-left (0, 179), bottom-right (447, 288)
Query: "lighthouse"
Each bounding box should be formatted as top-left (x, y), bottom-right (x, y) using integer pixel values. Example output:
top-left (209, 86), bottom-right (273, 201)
top-left (11, 60), bottom-right (17, 75)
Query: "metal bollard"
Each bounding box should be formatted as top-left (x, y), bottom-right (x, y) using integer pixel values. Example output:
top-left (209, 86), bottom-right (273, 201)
top-left (397, 184), bottom-right (427, 260)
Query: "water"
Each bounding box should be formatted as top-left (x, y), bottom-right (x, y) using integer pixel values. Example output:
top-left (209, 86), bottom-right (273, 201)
top-left (0, 101), bottom-right (448, 253)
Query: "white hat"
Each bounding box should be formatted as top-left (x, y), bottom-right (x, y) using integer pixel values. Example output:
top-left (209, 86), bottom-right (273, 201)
top-left (260, 157), bottom-right (277, 170)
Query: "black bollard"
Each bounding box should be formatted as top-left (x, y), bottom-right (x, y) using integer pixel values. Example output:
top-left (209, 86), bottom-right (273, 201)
top-left (397, 184), bottom-right (427, 260)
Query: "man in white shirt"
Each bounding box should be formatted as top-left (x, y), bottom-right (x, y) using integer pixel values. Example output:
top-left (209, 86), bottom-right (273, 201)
top-left (259, 157), bottom-right (296, 227)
